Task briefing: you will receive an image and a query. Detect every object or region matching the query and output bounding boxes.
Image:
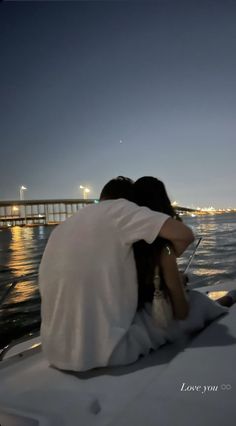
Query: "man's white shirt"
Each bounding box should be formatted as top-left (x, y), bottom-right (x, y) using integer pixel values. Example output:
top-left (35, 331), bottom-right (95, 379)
top-left (39, 199), bottom-right (168, 371)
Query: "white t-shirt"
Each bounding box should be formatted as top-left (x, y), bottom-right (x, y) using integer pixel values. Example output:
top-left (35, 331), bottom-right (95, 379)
top-left (39, 199), bottom-right (169, 371)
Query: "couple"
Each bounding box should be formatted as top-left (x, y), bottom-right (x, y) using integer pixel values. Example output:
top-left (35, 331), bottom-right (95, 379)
top-left (39, 176), bottom-right (230, 372)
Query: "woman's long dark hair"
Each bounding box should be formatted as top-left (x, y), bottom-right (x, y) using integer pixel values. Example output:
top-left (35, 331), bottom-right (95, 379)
top-left (133, 177), bottom-right (178, 310)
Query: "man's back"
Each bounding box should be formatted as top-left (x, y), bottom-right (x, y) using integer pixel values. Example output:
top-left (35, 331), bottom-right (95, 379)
top-left (39, 199), bottom-right (168, 371)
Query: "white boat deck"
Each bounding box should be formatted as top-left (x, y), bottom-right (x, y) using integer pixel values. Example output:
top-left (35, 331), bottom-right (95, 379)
top-left (0, 281), bottom-right (236, 426)
top-left (110, 302), bottom-right (236, 426)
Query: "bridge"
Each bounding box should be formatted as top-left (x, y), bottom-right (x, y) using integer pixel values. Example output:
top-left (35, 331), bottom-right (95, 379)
top-left (0, 199), bottom-right (195, 228)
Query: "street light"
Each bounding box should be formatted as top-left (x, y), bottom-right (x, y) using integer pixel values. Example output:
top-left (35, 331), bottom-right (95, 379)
top-left (79, 185), bottom-right (90, 200)
top-left (20, 185), bottom-right (27, 200)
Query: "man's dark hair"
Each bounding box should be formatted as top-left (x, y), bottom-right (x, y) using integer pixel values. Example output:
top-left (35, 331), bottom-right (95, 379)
top-left (99, 176), bottom-right (134, 201)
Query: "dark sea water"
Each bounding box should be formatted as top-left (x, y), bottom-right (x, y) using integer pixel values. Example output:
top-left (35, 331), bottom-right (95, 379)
top-left (0, 214), bottom-right (236, 350)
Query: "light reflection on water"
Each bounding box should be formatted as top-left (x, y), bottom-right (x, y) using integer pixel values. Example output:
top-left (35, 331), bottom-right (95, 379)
top-left (0, 225), bottom-right (54, 347)
top-left (9, 280), bottom-right (37, 304)
top-left (8, 226), bottom-right (34, 277)
top-left (0, 214), bottom-right (236, 348)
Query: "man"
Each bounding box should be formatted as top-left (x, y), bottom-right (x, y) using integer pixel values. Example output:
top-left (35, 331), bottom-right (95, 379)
top-left (39, 176), bottom-right (194, 371)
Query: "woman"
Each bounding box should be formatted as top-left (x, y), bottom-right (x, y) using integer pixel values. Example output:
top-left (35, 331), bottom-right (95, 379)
top-left (133, 176), bottom-right (235, 338)
top-left (108, 176), bottom-right (235, 367)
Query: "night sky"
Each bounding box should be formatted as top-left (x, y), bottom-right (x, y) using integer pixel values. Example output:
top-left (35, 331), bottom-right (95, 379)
top-left (1, 0), bottom-right (236, 208)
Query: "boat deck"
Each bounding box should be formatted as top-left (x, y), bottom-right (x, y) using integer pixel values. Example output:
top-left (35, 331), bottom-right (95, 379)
top-left (0, 281), bottom-right (236, 426)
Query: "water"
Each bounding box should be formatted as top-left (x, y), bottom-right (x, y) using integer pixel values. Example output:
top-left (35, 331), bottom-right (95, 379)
top-left (0, 214), bottom-right (236, 349)
top-left (0, 225), bottom-right (55, 349)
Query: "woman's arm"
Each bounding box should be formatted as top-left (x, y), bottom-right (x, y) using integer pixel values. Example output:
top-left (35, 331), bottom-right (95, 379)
top-left (159, 245), bottom-right (189, 320)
